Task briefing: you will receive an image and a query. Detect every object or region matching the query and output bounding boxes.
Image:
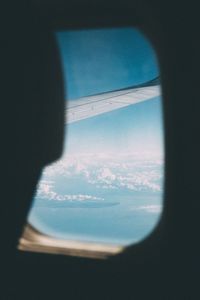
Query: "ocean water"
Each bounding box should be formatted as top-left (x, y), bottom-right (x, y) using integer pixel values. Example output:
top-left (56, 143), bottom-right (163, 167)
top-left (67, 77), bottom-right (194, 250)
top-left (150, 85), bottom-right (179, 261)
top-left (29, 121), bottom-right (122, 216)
top-left (29, 153), bottom-right (163, 246)
top-left (29, 193), bottom-right (162, 245)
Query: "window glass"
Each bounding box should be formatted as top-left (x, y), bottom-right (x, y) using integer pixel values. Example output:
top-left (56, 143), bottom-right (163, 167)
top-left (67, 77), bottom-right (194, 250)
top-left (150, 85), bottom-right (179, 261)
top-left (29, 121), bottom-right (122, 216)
top-left (28, 27), bottom-right (164, 246)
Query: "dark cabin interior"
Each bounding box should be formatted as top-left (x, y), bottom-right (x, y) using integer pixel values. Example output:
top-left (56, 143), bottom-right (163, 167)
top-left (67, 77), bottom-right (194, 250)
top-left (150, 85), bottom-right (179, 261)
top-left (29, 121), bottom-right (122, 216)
top-left (1, 0), bottom-right (200, 299)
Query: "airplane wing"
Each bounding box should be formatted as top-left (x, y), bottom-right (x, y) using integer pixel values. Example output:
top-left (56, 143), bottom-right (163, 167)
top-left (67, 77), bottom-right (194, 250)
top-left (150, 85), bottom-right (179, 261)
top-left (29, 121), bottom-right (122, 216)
top-left (66, 77), bottom-right (161, 124)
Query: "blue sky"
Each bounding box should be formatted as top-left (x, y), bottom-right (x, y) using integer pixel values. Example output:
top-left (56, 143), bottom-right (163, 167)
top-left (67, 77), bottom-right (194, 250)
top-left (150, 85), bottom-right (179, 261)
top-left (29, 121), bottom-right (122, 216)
top-left (56, 27), bottom-right (159, 99)
top-left (65, 97), bottom-right (163, 156)
top-left (55, 27), bottom-right (163, 156)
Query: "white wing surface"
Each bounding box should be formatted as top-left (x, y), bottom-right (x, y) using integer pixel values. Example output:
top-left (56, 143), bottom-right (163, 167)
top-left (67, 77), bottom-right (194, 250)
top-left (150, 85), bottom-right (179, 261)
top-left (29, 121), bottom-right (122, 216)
top-left (66, 80), bottom-right (160, 124)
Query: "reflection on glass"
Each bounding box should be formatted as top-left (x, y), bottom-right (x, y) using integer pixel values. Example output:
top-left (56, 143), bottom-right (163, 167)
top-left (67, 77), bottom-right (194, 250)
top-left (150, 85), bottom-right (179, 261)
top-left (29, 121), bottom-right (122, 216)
top-left (28, 27), bottom-right (164, 246)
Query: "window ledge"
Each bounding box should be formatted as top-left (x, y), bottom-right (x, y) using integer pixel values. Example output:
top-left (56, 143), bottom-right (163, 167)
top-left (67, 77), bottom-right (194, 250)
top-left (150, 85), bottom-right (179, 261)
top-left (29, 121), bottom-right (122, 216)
top-left (18, 224), bottom-right (123, 259)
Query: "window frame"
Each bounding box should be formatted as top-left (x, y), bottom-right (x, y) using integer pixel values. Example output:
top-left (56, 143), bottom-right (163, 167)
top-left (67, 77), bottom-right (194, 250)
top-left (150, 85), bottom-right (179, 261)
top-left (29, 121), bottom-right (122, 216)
top-left (18, 4), bottom-right (166, 261)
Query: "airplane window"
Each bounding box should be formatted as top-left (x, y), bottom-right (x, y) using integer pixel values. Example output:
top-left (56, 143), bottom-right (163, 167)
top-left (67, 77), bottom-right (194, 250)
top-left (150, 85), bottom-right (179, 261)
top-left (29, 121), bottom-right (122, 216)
top-left (27, 27), bottom-right (164, 248)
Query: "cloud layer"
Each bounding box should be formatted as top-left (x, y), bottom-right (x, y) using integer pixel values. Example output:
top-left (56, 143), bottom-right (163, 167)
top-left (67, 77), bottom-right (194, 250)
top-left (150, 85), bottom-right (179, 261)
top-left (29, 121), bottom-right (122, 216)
top-left (41, 152), bottom-right (163, 193)
top-left (37, 180), bottom-right (104, 202)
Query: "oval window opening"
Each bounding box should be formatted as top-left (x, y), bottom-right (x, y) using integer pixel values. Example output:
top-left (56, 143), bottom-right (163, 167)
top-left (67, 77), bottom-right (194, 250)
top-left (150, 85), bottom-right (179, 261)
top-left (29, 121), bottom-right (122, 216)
top-left (27, 27), bottom-right (164, 247)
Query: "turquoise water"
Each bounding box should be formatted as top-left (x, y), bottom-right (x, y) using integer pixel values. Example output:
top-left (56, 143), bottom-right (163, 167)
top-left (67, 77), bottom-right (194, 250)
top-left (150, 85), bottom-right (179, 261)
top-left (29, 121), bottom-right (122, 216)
top-left (29, 154), bottom-right (163, 245)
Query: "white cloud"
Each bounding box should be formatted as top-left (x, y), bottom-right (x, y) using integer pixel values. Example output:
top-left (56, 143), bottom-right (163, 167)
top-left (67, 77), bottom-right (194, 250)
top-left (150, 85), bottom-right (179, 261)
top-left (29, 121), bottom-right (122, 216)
top-left (40, 153), bottom-right (164, 193)
top-left (135, 205), bottom-right (162, 213)
top-left (37, 180), bottom-right (104, 202)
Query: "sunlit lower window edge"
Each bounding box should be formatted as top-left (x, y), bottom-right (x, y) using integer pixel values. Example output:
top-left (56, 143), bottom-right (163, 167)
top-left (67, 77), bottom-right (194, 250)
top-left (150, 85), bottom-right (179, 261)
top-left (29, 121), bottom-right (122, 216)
top-left (18, 224), bottom-right (123, 259)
